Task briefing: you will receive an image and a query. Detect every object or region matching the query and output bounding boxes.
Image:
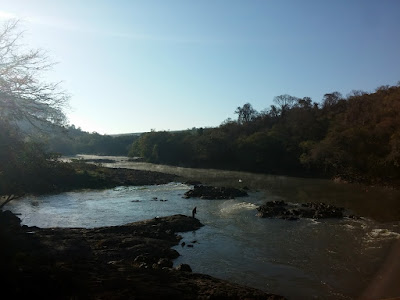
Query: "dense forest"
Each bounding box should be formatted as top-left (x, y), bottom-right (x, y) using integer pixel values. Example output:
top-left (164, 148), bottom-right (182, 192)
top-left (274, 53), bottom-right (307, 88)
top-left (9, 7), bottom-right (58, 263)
top-left (129, 84), bottom-right (400, 186)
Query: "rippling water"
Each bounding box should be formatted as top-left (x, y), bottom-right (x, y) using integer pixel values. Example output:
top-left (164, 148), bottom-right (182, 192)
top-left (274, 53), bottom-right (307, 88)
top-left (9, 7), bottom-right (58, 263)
top-left (6, 155), bottom-right (400, 299)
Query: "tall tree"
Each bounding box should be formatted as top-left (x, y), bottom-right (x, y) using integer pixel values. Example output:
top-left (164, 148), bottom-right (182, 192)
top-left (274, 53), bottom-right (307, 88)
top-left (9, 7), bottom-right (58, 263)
top-left (273, 94), bottom-right (298, 115)
top-left (235, 103), bottom-right (258, 124)
top-left (0, 20), bottom-right (70, 201)
top-left (322, 92), bottom-right (342, 109)
top-left (0, 20), bottom-right (69, 128)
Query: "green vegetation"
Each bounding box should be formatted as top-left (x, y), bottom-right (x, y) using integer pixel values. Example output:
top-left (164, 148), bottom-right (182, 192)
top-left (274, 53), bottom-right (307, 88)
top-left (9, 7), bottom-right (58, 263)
top-left (43, 125), bottom-right (139, 156)
top-left (1, 129), bottom-right (107, 198)
top-left (129, 84), bottom-right (400, 187)
top-left (0, 119), bottom-right (128, 200)
top-left (0, 124), bottom-right (174, 203)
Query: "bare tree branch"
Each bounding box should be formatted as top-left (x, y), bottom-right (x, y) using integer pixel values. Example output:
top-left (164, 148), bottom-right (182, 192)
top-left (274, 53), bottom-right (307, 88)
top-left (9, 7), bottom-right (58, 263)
top-left (0, 19), bottom-right (69, 128)
top-left (0, 194), bottom-right (22, 210)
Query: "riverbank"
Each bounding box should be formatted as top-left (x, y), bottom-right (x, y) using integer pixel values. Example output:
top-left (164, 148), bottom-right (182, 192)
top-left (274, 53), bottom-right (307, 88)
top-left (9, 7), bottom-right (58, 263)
top-left (75, 155), bottom-right (400, 191)
top-left (52, 160), bottom-right (180, 191)
top-left (0, 160), bottom-right (179, 208)
top-left (0, 210), bottom-right (285, 299)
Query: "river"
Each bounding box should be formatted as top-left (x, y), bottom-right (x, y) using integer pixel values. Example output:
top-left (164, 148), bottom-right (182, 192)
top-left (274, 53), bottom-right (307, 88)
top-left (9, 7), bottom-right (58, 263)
top-left (5, 155), bottom-right (400, 299)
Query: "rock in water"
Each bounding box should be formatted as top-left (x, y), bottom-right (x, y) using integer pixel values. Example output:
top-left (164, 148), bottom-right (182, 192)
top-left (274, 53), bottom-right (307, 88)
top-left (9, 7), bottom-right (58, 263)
top-left (257, 201), bottom-right (345, 220)
top-left (183, 185), bottom-right (248, 200)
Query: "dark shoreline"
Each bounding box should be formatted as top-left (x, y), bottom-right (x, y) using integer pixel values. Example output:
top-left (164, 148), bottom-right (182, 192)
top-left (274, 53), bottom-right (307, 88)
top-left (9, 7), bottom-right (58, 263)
top-left (0, 210), bottom-right (285, 299)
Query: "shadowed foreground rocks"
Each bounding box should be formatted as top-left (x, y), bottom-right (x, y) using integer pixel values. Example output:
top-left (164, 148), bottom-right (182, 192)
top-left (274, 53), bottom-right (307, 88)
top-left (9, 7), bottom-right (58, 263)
top-left (0, 211), bottom-right (284, 299)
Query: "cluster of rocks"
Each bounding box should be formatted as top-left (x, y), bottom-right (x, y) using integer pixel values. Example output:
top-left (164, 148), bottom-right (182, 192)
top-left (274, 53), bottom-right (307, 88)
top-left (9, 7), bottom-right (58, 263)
top-left (131, 198), bottom-right (168, 203)
top-left (256, 200), bottom-right (345, 220)
top-left (1, 210), bottom-right (284, 299)
top-left (183, 185), bottom-right (248, 200)
top-left (150, 197), bottom-right (168, 202)
top-left (181, 240), bottom-right (198, 248)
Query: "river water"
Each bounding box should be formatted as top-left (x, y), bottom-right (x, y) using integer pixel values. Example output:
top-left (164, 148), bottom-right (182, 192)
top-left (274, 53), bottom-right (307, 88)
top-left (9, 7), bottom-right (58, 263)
top-left (5, 155), bottom-right (400, 299)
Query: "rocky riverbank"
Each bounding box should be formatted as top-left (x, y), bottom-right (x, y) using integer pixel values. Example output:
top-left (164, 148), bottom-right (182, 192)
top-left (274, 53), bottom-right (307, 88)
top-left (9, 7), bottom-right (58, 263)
top-left (0, 210), bottom-right (285, 299)
top-left (69, 161), bottom-right (179, 188)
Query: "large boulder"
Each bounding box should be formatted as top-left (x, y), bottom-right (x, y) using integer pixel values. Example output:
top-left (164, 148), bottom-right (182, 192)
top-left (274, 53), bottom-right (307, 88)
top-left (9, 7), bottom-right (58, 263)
top-left (0, 210), bottom-right (22, 229)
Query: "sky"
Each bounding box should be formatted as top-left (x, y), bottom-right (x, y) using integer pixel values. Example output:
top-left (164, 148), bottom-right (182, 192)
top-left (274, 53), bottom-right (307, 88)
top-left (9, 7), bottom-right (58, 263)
top-left (1, 0), bottom-right (399, 134)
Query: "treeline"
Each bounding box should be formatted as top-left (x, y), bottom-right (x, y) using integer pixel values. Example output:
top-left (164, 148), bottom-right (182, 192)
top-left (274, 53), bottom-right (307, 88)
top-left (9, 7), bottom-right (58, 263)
top-left (43, 126), bottom-right (139, 156)
top-left (129, 83), bottom-right (400, 185)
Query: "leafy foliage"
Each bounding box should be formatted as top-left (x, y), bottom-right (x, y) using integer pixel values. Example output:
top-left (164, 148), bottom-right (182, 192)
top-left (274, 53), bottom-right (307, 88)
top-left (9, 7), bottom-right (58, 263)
top-left (0, 121), bottom-right (72, 197)
top-left (130, 84), bottom-right (400, 185)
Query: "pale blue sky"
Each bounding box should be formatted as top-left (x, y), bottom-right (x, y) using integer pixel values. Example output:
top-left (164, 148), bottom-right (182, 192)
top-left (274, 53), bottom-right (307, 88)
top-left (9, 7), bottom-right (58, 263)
top-left (1, 1), bottom-right (399, 134)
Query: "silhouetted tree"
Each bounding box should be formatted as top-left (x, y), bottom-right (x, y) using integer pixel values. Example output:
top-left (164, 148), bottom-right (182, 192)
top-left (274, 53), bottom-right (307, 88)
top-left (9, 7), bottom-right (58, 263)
top-left (235, 103), bottom-right (258, 124)
top-left (322, 92), bottom-right (342, 109)
top-left (0, 19), bottom-right (70, 201)
top-left (273, 94), bottom-right (298, 116)
top-left (0, 20), bottom-right (69, 128)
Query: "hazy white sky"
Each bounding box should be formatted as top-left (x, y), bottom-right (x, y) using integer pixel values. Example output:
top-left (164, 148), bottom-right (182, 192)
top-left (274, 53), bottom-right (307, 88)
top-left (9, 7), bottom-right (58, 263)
top-left (1, 0), bottom-right (400, 134)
